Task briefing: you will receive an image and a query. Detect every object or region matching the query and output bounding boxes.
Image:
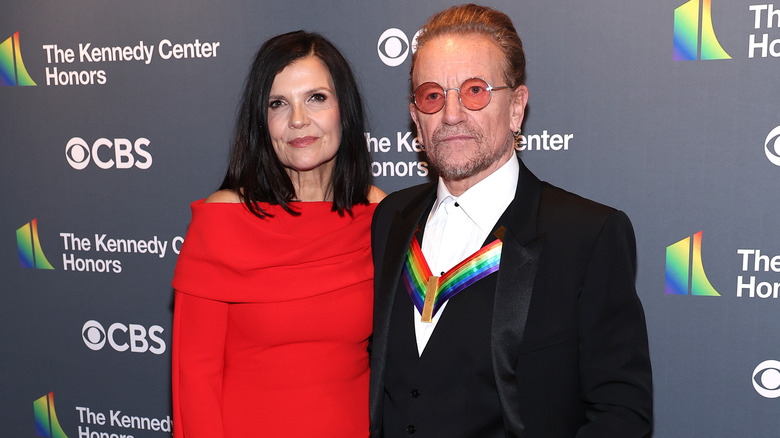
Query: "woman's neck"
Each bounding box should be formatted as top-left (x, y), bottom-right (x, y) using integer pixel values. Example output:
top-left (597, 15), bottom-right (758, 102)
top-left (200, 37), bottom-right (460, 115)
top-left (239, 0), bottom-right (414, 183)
top-left (286, 163), bottom-right (334, 202)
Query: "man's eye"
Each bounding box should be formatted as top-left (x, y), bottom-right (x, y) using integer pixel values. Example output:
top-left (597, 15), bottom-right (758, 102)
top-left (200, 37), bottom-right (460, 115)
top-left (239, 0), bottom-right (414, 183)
top-left (467, 86), bottom-right (485, 96)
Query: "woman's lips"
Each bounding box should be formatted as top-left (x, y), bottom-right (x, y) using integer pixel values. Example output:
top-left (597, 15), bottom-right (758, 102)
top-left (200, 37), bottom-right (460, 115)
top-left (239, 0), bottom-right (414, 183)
top-left (289, 136), bottom-right (318, 147)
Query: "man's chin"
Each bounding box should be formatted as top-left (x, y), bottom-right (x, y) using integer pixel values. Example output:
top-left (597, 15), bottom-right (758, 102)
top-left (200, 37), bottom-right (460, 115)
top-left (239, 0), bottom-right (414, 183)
top-left (430, 161), bottom-right (486, 182)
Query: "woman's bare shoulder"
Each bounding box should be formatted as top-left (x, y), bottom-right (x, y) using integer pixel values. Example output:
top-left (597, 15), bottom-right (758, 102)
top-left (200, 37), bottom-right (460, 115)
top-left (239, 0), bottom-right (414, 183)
top-left (204, 189), bottom-right (242, 203)
top-left (368, 185), bottom-right (387, 203)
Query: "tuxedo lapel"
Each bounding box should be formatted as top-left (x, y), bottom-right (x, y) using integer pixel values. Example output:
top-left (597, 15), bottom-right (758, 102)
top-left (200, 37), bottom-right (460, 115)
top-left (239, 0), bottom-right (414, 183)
top-left (375, 187), bottom-right (436, 338)
top-left (370, 185), bottom-right (436, 433)
top-left (490, 159), bottom-right (545, 437)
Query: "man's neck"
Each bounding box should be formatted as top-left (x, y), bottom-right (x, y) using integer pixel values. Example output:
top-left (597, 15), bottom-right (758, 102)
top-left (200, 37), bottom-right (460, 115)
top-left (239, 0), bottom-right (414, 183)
top-left (441, 149), bottom-right (516, 197)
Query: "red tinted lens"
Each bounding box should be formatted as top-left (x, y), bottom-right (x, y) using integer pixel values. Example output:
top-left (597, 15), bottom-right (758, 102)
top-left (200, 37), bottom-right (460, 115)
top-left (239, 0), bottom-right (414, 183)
top-left (414, 82), bottom-right (446, 114)
top-left (459, 78), bottom-right (491, 110)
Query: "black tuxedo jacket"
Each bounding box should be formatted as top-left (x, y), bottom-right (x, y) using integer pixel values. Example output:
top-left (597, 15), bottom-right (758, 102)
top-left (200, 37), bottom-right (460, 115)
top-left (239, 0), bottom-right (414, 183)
top-left (369, 159), bottom-right (653, 437)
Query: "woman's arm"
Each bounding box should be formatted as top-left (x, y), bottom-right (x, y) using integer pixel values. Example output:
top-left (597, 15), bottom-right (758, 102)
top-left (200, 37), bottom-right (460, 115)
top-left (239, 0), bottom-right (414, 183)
top-left (172, 291), bottom-right (229, 438)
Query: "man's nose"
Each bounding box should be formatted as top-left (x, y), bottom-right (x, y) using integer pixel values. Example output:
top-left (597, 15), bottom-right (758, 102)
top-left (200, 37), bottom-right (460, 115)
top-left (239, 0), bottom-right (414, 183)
top-left (441, 90), bottom-right (467, 124)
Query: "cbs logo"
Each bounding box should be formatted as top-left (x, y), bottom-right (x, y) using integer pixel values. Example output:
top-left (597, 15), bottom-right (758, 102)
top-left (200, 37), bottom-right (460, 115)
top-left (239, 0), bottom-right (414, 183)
top-left (377, 28), bottom-right (421, 67)
top-left (765, 126), bottom-right (780, 166)
top-left (752, 360), bottom-right (780, 398)
top-left (82, 319), bottom-right (166, 355)
top-left (66, 137), bottom-right (152, 170)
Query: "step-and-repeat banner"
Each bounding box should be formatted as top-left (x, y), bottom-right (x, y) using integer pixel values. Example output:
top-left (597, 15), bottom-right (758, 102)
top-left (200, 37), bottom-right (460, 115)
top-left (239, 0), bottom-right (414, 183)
top-left (3, 1), bottom-right (779, 436)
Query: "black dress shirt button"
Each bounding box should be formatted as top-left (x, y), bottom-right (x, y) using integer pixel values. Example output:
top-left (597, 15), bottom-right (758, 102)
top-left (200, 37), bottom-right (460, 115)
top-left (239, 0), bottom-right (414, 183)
top-left (410, 388), bottom-right (420, 398)
top-left (406, 424), bottom-right (416, 434)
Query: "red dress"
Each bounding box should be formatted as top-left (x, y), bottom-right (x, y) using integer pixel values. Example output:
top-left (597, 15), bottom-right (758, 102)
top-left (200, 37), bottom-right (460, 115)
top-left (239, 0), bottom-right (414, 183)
top-left (172, 200), bottom-right (375, 437)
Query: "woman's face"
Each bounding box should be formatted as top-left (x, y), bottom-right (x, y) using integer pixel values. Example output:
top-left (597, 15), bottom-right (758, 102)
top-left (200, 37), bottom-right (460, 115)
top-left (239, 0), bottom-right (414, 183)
top-left (267, 56), bottom-right (342, 178)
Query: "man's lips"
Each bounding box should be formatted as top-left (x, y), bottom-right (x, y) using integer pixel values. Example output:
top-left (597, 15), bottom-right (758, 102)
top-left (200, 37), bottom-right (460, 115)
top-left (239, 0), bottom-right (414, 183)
top-left (438, 134), bottom-right (474, 143)
top-left (288, 136), bottom-right (318, 147)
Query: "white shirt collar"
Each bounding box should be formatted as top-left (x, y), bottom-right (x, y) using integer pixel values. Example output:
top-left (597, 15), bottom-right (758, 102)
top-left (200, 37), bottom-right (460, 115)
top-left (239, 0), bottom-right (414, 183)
top-left (429, 154), bottom-right (520, 234)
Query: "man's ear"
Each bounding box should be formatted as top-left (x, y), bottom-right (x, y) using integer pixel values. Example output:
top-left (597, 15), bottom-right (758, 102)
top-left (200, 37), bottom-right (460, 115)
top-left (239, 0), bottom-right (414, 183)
top-left (509, 85), bottom-right (529, 133)
top-left (409, 101), bottom-right (420, 131)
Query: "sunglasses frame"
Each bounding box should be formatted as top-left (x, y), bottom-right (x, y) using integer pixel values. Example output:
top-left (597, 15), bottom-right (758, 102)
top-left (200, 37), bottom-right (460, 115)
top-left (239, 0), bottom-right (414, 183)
top-left (412, 77), bottom-right (511, 114)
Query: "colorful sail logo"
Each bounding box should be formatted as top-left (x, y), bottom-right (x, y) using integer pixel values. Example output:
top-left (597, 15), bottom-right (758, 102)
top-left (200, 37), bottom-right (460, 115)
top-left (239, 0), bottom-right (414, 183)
top-left (0, 31), bottom-right (37, 86)
top-left (17, 218), bottom-right (54, 269)
top-left (673, 0), bottom-right (731, 60)
top-left (33, 392), bottom-right (69, 438)
top-left (665, 231), bottom-right (720, 296)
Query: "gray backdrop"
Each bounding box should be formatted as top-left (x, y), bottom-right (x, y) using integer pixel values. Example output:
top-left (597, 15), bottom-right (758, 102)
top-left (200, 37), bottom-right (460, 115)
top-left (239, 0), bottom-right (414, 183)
top-left (3, 0), bottom-right (779, 436)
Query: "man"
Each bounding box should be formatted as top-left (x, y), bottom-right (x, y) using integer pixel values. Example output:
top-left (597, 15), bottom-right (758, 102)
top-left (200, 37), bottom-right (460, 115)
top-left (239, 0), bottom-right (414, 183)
top-left (369, 4), bottom-right (652, 437)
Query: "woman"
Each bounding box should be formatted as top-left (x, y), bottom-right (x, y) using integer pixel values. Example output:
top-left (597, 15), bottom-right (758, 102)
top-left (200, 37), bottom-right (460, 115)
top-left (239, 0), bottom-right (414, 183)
top-left (171, 31), bottom-right (384, 437)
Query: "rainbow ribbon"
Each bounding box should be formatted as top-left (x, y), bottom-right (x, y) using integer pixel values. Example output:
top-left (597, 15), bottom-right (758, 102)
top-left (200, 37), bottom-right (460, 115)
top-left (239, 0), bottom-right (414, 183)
top-left (402, 235), bottom-right (502, 320)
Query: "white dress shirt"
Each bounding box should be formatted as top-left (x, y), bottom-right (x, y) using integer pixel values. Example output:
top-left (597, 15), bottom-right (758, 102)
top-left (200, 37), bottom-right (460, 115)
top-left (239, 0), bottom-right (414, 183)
top-left (414, 155), bottom-right (520, 355)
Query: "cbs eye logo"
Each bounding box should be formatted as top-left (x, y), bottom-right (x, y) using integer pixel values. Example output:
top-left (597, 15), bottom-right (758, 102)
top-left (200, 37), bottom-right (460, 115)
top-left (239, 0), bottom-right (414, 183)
top-left (752, 360), bottom-right (780, 398)
top-left (377, 28), bottom-right (421, 67)
top-left (66, 136), bottom-right (153, 170)
top-left (82, 319), bottom-right (166, 355)
top-left (765, 126), bottom-right (780, 166)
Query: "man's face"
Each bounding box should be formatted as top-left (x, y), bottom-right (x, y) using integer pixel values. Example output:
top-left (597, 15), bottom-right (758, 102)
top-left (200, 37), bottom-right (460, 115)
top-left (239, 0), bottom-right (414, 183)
top-left (410, 33), bottom-right (527, 190)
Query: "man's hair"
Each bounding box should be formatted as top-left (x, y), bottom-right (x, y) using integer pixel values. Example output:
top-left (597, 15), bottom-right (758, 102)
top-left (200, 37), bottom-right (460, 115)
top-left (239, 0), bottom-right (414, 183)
top-left (411, 3), bottom-right (526, 88)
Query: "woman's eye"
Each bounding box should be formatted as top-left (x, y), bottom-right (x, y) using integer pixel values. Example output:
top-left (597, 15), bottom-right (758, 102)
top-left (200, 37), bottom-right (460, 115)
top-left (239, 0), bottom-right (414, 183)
top-left (310, 93), bottom-right (327, 102)
top-left (269, 100), bottom-right (284, 109)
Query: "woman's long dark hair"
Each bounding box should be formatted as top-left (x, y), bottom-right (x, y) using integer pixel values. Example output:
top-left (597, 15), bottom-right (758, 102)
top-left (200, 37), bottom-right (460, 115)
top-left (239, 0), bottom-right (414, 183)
top-left (220, 31), bottom-right (372, 218)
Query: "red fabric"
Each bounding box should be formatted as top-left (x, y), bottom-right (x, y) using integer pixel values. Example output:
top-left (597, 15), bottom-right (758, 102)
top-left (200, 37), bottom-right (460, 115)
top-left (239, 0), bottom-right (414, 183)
top-left (172, 200), bottom-right (375, 437)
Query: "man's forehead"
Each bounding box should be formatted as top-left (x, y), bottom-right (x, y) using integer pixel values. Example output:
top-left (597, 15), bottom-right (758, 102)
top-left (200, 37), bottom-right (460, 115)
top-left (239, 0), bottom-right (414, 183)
top-left (412, 33), bottom-right (504, 84)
